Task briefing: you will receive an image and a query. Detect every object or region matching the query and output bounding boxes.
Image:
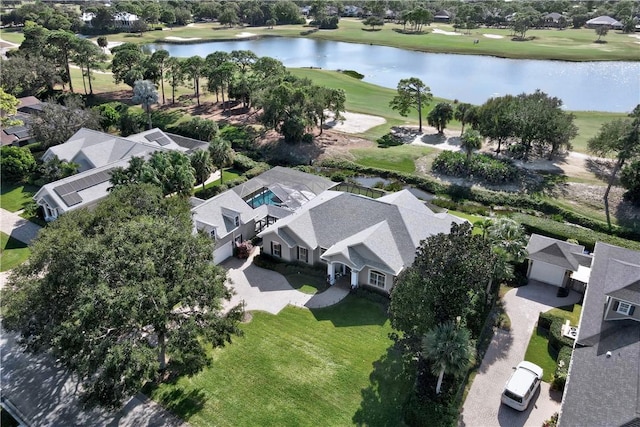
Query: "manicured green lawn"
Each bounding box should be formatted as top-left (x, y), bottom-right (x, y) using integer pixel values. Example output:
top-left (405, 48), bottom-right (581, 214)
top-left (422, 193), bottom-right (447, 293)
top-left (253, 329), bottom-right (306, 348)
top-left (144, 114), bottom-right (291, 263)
top-left (548, 304), bottom-right (583, 326)
top-left (0, 182), bottom-right (40, 213)
top-left (284, 273), bottom-right (328, 295)
top-left (350, 145), bottom-right (436, 173)
top-left (523, 328), bottom-right (557, 383)
top-left (149, 296), bottom-right (411, 426)
top-left (1, 232), bottom-right (30, 272)
top-left (523, 304), bottom-right (582, 383)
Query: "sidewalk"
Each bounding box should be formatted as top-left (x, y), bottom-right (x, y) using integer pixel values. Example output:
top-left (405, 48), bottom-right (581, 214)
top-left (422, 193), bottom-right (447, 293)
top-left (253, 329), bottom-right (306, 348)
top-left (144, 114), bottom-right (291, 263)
top-left (0, 208), bottom-right (42, 245)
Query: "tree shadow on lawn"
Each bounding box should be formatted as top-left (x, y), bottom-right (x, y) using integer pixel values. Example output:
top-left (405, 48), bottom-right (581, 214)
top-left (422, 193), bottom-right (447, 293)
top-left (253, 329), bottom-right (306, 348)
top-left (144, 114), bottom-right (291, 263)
top-left (309, 295), bottom-right (388, 327)
top-left (352, 344), bottom-right (412, 426)
top-left (152, 387), bottom-right (207, 421)
top-left (585, 158), bottom-right (615, 183)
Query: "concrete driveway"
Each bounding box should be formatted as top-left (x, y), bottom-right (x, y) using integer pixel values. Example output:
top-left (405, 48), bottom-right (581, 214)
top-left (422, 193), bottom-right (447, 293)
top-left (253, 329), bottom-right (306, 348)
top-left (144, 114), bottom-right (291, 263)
top-left (460, 281), bottom-right (582, 427)
top-left (222, 252), bottom-right (350, 315)
top-left (0, 208), bottom-right (42, 245)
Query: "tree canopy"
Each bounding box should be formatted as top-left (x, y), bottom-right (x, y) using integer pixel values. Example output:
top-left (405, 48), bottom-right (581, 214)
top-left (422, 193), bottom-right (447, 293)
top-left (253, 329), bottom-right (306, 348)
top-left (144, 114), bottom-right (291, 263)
top-left (29, 96), bottom-right (101, 148)
top-left (2, 184), bottom-right (243, 408)
top-left (389, 78), bottom-right (432, 133)
top-left (390, 222), bottom-right (497, 342)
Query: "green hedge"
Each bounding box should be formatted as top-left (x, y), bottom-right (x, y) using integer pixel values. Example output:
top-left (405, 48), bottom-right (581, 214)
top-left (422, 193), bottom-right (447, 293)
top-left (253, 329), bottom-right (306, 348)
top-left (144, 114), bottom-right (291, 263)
top-left (432, 151), bottom-right (519, 185)
top-left (551, 346), bottom-right (572, 392)
top-left (538, 312), bottom-right (563, 331)
top-left (549, 317), bottom-right (574, 353)
top-left (513, 213), bottom-right (640, 252)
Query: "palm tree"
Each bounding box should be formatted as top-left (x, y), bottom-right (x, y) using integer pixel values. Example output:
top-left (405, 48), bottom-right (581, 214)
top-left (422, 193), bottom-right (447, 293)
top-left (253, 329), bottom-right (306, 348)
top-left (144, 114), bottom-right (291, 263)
top-left (209, 137), bottom-right (234, 184)
top-left (422, 322), bottom-right (476, 395)
top-left (487, 217), bottom-right (528, 264)
top-left (460, 129), bottom-right (483, 162)
top-left (132, 80), bottom-right (158, 130)
top-left (191, 149), bottom-right (213, 189)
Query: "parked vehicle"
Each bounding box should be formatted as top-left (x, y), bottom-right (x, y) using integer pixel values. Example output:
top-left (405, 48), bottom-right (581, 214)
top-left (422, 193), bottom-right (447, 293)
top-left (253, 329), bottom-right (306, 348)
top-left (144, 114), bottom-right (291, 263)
top-left (501, 361), bottom-right (543, 411)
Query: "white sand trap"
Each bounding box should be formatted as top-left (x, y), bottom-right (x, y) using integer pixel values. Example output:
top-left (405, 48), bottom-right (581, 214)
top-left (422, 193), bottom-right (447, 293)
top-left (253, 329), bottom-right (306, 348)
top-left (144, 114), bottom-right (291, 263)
top-left (483, 34), bottom-right (504, 39)
top-left (236, 32), bottom-right (257, 38)
top-left (432, 28), bottom-right (463, 36)
top-left (324, 111), bottom-right (386, 134)
top-left (165, 36), bottom-right (202, 41)
top-left (628, 34), bottom-right (640, 40)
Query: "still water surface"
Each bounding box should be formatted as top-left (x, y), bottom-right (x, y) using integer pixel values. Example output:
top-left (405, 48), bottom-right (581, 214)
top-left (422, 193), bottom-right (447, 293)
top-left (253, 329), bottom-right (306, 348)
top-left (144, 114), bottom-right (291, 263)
top-left (149, 37), bottom-right (639, 112)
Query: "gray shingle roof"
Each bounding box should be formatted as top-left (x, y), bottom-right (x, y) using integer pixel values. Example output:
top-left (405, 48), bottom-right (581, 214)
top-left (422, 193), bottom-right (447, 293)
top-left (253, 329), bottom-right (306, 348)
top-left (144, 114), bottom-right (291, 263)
top-left (526, 234), bottom-right (584, 271)
top-left (191, 190), bottom-right (258, 239)
top-left (260, 189), bottom-right (465, 275)
top-left (559, 243), bottom-right (640, 427)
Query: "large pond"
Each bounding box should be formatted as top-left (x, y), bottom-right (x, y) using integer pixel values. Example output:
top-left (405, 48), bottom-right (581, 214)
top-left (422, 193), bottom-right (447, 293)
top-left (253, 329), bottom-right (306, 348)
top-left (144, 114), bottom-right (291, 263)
top-left (148, 37), bottom-right (639, 113)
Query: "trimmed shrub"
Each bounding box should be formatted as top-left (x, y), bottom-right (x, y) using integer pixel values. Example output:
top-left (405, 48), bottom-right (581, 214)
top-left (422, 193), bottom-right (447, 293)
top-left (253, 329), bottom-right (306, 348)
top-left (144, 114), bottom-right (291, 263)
top-left (549, 317), bottom-right (574, 352)
top-left (432, 151), bottom-right (519, 185)
top-left (377, 133), bottom-right (403, 148)
top-left (538, 312), bottom-right (563, 331)
top-left (551, 347), bottom-right (572, 392)
top-left (235, 241), bottom-right (254, 259)
top-left (219, 124), bottom-right (258, 150)
top-left (340, 69), bottom-right (364, 79)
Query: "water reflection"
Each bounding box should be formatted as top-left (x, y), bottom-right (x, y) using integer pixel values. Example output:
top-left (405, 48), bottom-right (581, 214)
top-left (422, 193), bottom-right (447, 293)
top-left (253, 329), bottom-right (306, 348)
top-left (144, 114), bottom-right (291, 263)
top-left (148, 37), bottom-right (640, 112)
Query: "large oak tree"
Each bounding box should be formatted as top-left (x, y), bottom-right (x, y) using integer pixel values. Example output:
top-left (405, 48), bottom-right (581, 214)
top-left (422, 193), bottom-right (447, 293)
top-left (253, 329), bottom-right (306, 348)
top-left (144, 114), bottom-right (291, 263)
top-left (2, 184), bottom-right (243, 408)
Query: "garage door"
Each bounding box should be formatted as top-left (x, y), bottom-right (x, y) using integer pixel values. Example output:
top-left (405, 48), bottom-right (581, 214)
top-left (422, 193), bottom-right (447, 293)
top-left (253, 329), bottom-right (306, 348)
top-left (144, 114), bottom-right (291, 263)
top-left (214, 241), bottom-right (233, 264)
top-left (529, 261), bottom-right (565, 287)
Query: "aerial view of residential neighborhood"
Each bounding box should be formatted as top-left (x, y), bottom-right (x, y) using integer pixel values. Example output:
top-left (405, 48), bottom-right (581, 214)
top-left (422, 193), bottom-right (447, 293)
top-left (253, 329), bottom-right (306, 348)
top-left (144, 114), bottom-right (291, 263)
top-left (1, 0), bottom-right (639, 426)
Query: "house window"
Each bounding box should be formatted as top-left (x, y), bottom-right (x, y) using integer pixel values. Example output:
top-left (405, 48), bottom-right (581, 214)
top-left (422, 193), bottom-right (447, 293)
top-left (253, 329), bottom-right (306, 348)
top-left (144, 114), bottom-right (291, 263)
top-left (271, 242), bottom-right (281, 258)
top-left (369, 271), bottom-right (386, 289)
top-left (616, 301), bottom-right (633, 315)
top-left (234, 216), bottom-right (240, 227)
top-left (210, 229), bottom-right (216, 239)
top-left (297, 246), bottom-right (308, 263)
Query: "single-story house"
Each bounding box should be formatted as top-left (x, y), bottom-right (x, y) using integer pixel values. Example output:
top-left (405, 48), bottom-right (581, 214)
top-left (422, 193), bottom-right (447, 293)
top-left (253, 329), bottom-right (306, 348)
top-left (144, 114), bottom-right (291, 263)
top-left (258, 189), bottom-right (465, 293)
top-left (525, 234), bottom-right (592, 289)
top-left (113, 11), bottom-right (139, 27)
top-left (34, 128), bottom-right (208, 221)
top-left (585, 15), bottom-right (623, 30)
top-left (542, 12), bottom-right (565, 27)
top-left (434, 10), bottom-right (452, 23)
top-left (191, 166), bottom-right (335, 263)
top-left (558, 242), bottom-right (640, 426)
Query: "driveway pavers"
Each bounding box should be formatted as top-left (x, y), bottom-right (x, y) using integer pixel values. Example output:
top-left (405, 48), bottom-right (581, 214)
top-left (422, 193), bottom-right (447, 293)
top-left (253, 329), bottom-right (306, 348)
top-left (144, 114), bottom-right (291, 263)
top-left (460, 281), bottom-right (582, 427)
top-left (0, 208), bottom-right (42, 244)
top-left (222, 251), bottom-right (350, 315)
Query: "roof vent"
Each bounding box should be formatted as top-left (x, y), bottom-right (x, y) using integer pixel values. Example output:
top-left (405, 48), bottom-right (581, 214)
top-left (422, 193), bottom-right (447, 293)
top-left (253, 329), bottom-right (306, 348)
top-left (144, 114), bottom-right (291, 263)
top-left (606, 351), bottom-right (612, 358)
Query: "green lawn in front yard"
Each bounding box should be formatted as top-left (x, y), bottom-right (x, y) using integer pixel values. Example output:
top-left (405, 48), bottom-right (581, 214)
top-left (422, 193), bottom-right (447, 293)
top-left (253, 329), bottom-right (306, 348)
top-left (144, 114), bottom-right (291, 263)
top-left (350, 145), bottom-right (436, 174)
top-left (149, 296), bottom-right (412, 426)
top-left (284, 273), bottom-right (328, 295)
top-left (1, 232), bottom-right (30, 272)
top-left (523, 328), bottom-right (557, 383)
top-left (0, 182), bottom-right (40, 213)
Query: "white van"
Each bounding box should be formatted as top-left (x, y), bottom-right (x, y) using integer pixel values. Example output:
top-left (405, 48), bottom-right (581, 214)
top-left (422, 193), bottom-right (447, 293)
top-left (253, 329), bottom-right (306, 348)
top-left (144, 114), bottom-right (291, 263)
top-left (501, 361), bottom-right (543, 411)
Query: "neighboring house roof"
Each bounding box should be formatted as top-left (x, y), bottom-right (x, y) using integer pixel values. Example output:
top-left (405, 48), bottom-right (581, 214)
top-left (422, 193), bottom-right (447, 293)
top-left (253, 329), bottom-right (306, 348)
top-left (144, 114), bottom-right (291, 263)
top-left (165, 133), bottom-right (209, 153)
top-left (434, 10), bottom-right (451, 19)
top-left (559, 243), bottom-right (640, 427)
top-left (35, 128), bottom-right (209, 219)
top-left (543, 12), bottom-right (563, 21)
top-left (259, 189), bottom-right (465, 275)
top-left (191, 190), bottom-right (259, 239)
top-left (586, 15), bottom-right (622, 26)
top-left (526, 234), bottom-right (585, 271)
top-left (1, 96), bottom-right (45, 146)
top-left (231, 166), bottom-right (335, 208)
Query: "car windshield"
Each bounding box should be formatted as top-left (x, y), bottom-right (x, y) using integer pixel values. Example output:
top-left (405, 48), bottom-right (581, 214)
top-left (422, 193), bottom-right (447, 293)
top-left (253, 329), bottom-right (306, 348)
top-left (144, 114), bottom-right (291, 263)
top-left (503, 389), bottom-right (523, 403)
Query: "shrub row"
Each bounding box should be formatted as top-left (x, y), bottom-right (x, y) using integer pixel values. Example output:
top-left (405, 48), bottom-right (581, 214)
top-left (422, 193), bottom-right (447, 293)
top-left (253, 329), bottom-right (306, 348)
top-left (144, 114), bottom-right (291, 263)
top-left (432, 151), bottom-right (519, 185)
top-left (538, 312), bottom-right (573, 353)
top-left (232, 154), bottom-right (270, 178)
top-left (552, 346), bottom-right (572, 392)
top-left (318, 159), bottom-right (640, 245)
top-left (193, 177), bottom-right (248, 200)
top-left (376, 133), bottom-right (404, 148)
top-left (513, 213), bottom-right (640, 252)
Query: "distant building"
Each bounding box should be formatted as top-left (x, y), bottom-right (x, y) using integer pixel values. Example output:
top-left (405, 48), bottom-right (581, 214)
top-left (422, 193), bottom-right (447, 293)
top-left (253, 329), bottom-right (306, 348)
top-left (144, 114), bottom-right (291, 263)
top-left (1, 96), bottom-right (46, 146)
top-left (434, 10), bottom-right (452, 23)
top-left (585, 15), bottom-right (623, 30)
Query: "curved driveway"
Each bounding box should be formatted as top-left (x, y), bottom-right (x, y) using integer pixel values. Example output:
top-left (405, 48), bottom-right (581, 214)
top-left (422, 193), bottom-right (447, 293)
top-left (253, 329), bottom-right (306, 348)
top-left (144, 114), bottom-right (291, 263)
top-left (460, 281), bottom-right (582, 427)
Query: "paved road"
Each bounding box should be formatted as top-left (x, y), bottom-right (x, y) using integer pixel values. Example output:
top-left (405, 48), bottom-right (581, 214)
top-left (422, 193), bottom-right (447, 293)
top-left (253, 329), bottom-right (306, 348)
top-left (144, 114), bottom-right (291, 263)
top-left (460, 281), bottom-right (582, 427)
top-left (0, 208), bottom-right (42, 245)
top-left (222, 250), bottom-right (350, 315)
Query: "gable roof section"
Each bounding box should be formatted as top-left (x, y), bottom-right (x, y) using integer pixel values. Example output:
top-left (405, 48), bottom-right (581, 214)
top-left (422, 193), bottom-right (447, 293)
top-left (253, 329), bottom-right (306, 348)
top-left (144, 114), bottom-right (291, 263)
top-left (260, 189), bottom-right (465, 275)
top-left (527, 234), bottom-right (584, 271)
top-left (586, 15), bottom-right (622, 26)
top-left (603, 258), bottom-right (640, 305)
top-left (191, 190), bottom-right (258, 239)
top-left (559, 243), bottom-right (640, 427)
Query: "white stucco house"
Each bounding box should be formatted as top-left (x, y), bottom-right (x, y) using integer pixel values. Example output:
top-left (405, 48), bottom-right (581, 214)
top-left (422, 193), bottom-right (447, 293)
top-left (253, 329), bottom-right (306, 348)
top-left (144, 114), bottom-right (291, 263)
top-left (525, 234), bottom-right (592, 289)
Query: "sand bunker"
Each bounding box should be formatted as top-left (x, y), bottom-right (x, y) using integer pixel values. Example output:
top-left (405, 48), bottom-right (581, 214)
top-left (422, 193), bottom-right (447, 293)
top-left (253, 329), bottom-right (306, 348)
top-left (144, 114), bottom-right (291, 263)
top-left (165, 36), bottom-right (202, 41)
top-left (432, 28), bottom-right (463, 36)
top-left (628, 34), bottom-right (640, 40)
top-left (483, 34), bottom-right (504, 39)
top-left (236, 32), bottom-right (257, 38)
top-left (324, 111), bottom-right (386, 134)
